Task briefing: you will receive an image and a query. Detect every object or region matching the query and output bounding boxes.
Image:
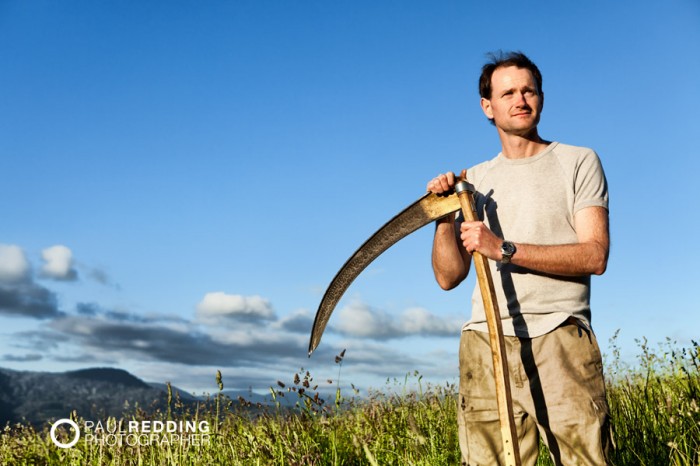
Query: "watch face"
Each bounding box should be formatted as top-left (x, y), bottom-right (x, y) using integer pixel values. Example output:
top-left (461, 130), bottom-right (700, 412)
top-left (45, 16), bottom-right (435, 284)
top-left (502, 241), bottom-right (516, 255)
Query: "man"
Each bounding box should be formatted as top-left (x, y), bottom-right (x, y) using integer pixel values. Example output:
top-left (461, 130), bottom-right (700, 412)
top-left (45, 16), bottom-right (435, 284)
top-left (427, 51), bottom-right (612, 465)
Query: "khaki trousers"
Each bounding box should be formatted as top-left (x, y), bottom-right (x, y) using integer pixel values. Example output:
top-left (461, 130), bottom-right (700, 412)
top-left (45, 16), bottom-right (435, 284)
top-left (457, 320), bottom-right (612, 466)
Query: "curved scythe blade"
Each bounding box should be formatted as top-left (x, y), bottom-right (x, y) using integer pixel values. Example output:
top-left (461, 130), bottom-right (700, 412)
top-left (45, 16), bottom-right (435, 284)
top-left (308, 191), bottom-right (461, 355)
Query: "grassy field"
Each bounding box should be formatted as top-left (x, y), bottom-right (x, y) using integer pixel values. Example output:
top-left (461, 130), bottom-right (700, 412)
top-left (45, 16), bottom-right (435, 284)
top-left (1, 337), bottom-right (698, 465)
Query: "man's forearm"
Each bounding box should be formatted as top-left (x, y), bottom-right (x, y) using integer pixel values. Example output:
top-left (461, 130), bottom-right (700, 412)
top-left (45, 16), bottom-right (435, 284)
top-left (509, 241), bottom-right (608, 276)
top-left (432, 216), bottom-right (470, 290)
top-left (508, 206), bottom-right (609, 276)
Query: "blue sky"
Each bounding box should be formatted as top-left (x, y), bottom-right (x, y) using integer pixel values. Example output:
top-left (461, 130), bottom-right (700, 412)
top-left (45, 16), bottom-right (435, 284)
top-left (1, 1), bottom-right (698, 395)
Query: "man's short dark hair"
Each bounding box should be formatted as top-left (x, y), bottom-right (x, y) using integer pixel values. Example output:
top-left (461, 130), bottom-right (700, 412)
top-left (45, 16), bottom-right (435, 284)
top-left (479, 51), bottom-right (543, 99)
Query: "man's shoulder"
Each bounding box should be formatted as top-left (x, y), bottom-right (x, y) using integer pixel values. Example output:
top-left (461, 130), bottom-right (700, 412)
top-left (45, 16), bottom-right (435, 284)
top-left (552, 142), bottom-right (598, 159)
top-left (549, 142), bottom-right (605, 175)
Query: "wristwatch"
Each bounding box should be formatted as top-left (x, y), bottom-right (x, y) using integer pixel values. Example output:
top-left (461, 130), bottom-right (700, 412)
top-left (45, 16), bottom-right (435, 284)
top-left (500, 241), bottom-right (517, 264)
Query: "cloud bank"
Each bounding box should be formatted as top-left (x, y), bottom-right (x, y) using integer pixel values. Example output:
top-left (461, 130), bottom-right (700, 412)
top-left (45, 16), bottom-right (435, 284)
top-left (333, 301), bottom-right (462, 339)
top-left (1, 243), bottom-right (461, 391)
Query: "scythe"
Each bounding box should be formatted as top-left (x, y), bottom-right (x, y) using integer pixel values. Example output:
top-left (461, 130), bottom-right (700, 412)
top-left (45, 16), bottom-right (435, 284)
top-left (308, 178), bottom-right (521, 465)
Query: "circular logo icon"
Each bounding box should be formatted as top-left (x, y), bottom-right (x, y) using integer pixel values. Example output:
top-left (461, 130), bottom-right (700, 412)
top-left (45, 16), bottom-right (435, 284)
top-left (50, 418), bottom-right (80, 448)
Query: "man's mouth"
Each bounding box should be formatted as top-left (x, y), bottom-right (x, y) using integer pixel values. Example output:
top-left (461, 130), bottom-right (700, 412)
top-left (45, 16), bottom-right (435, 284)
top-left (512, 106), bottom-right (532, 117)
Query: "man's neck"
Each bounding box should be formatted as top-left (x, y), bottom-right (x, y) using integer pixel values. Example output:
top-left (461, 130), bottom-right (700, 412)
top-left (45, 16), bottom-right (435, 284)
top-left (498, 130), bottom-right (550, 159)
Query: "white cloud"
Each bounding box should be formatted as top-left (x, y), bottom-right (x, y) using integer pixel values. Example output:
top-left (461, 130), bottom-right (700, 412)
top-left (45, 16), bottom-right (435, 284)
top-left (0, 244), bottom-right (30, 283)
top-left (397, 307), bottom-right (461, 335)
top-left (196, 292), bottom-right (275, 323)
top-left (333, 301), bottom-right (461, 339)
top-left (41, 245), bottom-right (77, 280)
top-left (335, 301), bottom-right (393, 338)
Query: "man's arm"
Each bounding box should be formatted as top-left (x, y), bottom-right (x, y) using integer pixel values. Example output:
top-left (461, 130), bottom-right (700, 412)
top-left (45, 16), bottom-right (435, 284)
top-left (461, 206), bottom-right (609, 276)
top-left (427, 172), bottom-right (473, 289)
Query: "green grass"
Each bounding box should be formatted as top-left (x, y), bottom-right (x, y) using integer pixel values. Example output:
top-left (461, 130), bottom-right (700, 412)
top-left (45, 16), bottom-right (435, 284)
top-left (605, 335), bottom-right (700, 466)
top-left (1, 338), bottom-right (698, 465)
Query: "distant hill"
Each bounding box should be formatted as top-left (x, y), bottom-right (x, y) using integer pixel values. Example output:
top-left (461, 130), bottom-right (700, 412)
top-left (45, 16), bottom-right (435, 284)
top-left (66, 368), bottom-right (151, 389)
top-left (0, 366), bottom-right (337, 427)
top-left (0, 367), bottom-right (197, 427)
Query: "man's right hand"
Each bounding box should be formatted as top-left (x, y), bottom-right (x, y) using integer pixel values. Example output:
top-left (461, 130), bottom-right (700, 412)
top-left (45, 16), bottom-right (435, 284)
top-left (426, 171), bottom-right (458, 194)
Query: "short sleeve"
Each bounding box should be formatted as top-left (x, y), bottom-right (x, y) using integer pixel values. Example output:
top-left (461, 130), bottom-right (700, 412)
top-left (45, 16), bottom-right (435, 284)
top-left (574, 150), bottom-right (608, 213)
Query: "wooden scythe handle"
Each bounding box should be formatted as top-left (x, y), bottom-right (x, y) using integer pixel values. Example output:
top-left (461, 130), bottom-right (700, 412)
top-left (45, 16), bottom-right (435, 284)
top-left (455, 177), bottom-right (522, 466)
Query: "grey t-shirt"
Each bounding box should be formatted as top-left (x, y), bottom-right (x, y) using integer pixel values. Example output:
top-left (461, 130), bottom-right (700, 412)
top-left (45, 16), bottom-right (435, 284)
top-left (462, 142), bottom-right (608, 338)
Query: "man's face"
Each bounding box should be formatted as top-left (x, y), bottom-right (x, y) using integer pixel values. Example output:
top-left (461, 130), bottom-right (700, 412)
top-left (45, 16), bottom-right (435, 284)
top-left (480, 66), bottom-right (543, 136)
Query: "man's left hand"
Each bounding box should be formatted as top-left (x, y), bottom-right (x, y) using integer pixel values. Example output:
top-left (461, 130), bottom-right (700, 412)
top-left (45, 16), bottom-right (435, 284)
top-left (460, 220), bottom-right (503, 260)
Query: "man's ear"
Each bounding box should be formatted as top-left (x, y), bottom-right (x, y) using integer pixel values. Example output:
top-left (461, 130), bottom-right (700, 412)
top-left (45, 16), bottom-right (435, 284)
top-left (480, 97), bottom-right (493, 120)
